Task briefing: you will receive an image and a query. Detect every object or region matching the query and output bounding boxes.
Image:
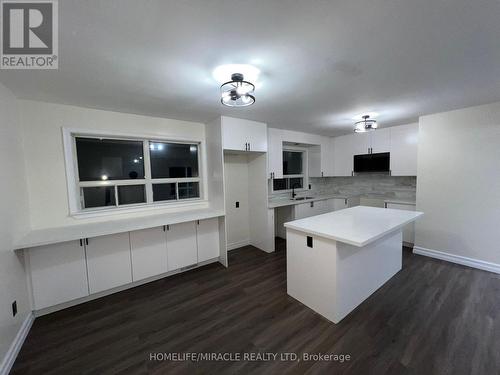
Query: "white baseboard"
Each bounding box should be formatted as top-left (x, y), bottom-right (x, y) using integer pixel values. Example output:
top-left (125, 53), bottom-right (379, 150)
top-left (227, 239), bottom-right (250, 251)
top-left (413, 246), bottom-right (500, 274)
top-left (0, 312), bottom-right (34, 375)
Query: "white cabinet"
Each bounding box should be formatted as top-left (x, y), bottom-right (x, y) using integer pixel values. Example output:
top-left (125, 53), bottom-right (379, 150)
top-left (130, 226), bottom-right (168, 281)
top-left (385, 203), bottom-right (416, 245)
top-left (28, 240), bottom-right (89, 310)
top-left (328, 198), bottom-right (348, 211)
top-left (370, 128), bottom-right (391, 153)
top-left (308, 137), bottom-right (334, 177)
top-left (221, 116), bottom-right (267, 152)
top-left (167, 221), bottom-right (198, 271)
top-left (86, 232), bottom-right (132, 294)
top-left (196, 218), bottom-right (220, 262)
top-left (390, 123), bottom-right (418, 176)
top-left (333, 134), bottom-right (356, 176)
top-left (267, 128), bottom-right (283, 178)
top-left (294, 199), bottom-right (331, 219)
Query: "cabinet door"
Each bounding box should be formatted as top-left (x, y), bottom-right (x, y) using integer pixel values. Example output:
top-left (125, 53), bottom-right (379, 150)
top-left (386, 203), bottom-right (416, 244)
top-left (333, 134), bottom-right (355, 176)
top-left (167, 221), bottom-right (198, 271)
top-left (293, 203), bottom-right (311, 219)
top-left (321, 137), bottom-right (335, 177)
top-left (130, 227), bottom-right (168, 281)
top-left (268, 128), bottom-right (283, 178)
top-left (308, 145), bottom-right (322, 177)
top-left (352, 132), bottom-right (371, 155)
top-left (28, 240), bottom-right (89, 310)
top-left (313, 199), bottom-right (330, 215)
top-left (370, 128), bottom-right (391, 153)
top-left (221, 116), bottom-right (267, 152)
top-left (86, 232), bottom-right (132, 294)
top-left (329, 198), bottom-right (348, 211)
top-left (390, 123), bottom-right (418, 176)
top-left (196, 218), bottom-right (220, 262)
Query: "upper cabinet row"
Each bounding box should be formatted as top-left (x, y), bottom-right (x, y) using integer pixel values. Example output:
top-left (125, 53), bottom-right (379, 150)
top-left (267, 123), bottom-right (419, 178)
top-left (221, 116), bottom-right (268, 152)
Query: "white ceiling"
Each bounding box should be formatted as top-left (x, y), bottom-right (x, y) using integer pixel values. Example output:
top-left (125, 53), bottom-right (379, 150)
top-left (1, 0), bottom-right (500, 136)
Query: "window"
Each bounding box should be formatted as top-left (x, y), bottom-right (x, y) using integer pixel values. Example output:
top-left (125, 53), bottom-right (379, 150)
top-left (273, 149), bottom-right (306, 192)
top-left (72, 135), bottom-right (202, 212)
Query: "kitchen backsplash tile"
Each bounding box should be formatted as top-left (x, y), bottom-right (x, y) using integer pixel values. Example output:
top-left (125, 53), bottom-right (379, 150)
top-left (308, 175), bottom-right (416, 201)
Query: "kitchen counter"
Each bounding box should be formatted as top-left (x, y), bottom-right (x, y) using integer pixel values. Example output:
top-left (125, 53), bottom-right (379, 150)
top-left (284, 206), bottom-right (422, 247)
top-left (14, 208), bottom-right (225, 250)
top-left (268, 194), bottom-right (350, 209)
top-left (285, 206), bottom-right (423, 323)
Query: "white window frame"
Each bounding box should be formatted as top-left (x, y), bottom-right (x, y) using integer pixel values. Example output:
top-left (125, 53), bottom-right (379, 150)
top-left (62, 128), bottom-right (208, 218)
top-left (271, 147), bottom-right (308, 193)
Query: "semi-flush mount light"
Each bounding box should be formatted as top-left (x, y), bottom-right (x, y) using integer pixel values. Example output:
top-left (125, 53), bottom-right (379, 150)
top-left (220, 73), bottom-right (255, 107)
top-left (354, 115), bottom-right (378, 133)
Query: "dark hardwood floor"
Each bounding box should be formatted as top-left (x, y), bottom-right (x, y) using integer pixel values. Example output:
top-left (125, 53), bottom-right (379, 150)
top-left (12, 239), bottom-right (500, 375)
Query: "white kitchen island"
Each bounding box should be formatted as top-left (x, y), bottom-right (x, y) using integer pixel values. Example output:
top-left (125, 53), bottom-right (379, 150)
top-left (284, 206), bottom-right (423, 323)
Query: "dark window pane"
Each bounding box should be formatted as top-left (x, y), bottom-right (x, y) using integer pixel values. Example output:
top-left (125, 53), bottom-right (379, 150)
top-left (283, 151), bottom-right (303, 175)
top-left (76, 138), bottom-right (144, 181)
top-left (273, 178), bottom-right (287, 191)
top-left (178, 182), bottom-right (200, 199)
top-left (150, 142), bottom-right (199, 178)
top-left (117, 185), bottom-right (145, 205)
top-left (82, 186), bottom-right (116, 208)
top-left (153, 183), bottom-right (177, 201)
top-left (289, 178), bottom-right (303, 189)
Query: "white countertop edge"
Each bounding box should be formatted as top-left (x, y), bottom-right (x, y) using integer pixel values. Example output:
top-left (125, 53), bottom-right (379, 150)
top-left (383, 199), bottom-right (417, 206)
top-left (284, 211), bottom-right (423, 247)
top-left (14, 208), bottom-right (225, 250)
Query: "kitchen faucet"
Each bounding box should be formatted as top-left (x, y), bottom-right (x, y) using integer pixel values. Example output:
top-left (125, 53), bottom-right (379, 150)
top-left (291, 182), bottom-right (301, 199)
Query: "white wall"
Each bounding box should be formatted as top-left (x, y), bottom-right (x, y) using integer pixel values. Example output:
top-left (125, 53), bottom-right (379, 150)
top-left (18, 100), bottom-right (206, 229)
top-left (415, 102), bottom-right (500, 267)
top-left (0, 84), bottom-right (31, 370)
top-left (223, 153), bottom-right (250, 249)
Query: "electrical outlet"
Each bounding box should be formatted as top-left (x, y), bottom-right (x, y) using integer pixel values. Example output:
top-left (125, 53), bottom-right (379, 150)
top-left (235, 201), bottom-right (239, 208)
top-left (308, 184), bottom-right (311, 190)
top-left (12, 301), bottom-right (17, 317)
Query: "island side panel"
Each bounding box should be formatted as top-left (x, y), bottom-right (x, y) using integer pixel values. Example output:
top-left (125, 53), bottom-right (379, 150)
top-left (334, 230), bottom-right (403, 322)
top-left (286, 228), bottom-right (338, 322)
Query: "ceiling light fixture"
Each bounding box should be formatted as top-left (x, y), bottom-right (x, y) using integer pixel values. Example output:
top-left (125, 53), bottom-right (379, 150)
top-left (220, 73), bottom-right (255, 107)
top-left (354, 115), bottom-right (378, 133)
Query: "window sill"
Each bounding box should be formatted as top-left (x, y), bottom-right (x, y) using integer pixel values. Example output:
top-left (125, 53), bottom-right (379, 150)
top-left (70, 199), bottom-right (208, 220)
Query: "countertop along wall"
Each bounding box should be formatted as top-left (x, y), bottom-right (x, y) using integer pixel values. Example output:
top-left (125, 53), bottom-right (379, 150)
top-left (415, 102), bottom-right (500, 270)
top-left (18, 100), bottom-right (206, 229)
top-left (0, 84), bottom-right (31, 373)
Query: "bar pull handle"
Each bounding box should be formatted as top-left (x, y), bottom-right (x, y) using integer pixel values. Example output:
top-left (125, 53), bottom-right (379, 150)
top-left (85, 238), bottom-right (89, 246)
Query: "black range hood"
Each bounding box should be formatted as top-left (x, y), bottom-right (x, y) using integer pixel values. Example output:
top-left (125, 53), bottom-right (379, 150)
top-left (353, 152), bottom-right (390, 174)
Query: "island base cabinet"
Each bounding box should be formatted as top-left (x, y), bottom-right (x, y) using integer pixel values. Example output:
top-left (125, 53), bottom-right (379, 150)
top-left (130, 227), bottom-right (168, 282)
top-left (196, 218), bottom-right (220, 262)
top-left (28, 240), bottom-right (89, 310)
top-left (167, 222), bottom-right (198, 271)
top-left (86, 232), bottom-right (132, 294)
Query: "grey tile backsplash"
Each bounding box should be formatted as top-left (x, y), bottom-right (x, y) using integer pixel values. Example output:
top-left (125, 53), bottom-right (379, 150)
top-left (308, 175), bottom-right (416, 201)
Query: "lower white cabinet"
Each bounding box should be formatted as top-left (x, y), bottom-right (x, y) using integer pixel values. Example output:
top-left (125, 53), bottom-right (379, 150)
top-left (386, 203), bottom-right (416, 245)
top-left (130, 226), bottom-right (168, 281)
top-left (196, 218), bottom-right (220, 262)
top-left (86, 232), bottom-right (132, 294)
top-left (28, 240), bottom-right (89, 310)
top-left (329, 198), bottom-right (348, 211)
top-left (167, 221), bottom-right (198, 271)
top-left (294, 199), bottom-right (331, 219)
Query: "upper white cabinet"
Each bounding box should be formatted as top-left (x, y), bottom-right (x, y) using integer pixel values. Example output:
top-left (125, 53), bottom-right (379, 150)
top-left (267, 128), bottom-right (283, 178)
top-left (196, 218), bottom-right (220, 262)
top-left (333, 124), bottom-right (418, 176)
top-left (86, 232), bottom-right (132, 294)
top-left (28, 240), bottom-right (89, 310)
top-left (221, 116), bottom-right (267, 152)
top-left (333, 134), bottom-right (356, 176)
top-left (390, 123), bottom-right (418, 176)
top-left (321, 137), bottom-right (335, 177)
top-left (167, 221), bottom-right (198, 271)
top-left (130, 226), bottom-right (168, 282)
